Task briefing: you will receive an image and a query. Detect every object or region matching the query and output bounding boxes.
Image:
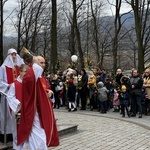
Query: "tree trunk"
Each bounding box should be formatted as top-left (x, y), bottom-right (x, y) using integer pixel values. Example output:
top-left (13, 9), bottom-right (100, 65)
top-left (90, 0), bottom-right (100, 63)
top-left (112, 0), bottom-right (122, 73)
top-left (0, 0), bottom-right (3, 65)
top-left (51, 0), bottom-right (57, 73)
top-left (69, 22), bottom-right (76, 56)
top-left (17, 1), bottom-right (23, 54)
top-left (72, 0), bottom-right (84, 69)
top-left (75, 25), bottom-right (84, 68)
top-left (131, 0), bottom-right (144, 73)
top-left (112, 35), bottom-right (118, 73)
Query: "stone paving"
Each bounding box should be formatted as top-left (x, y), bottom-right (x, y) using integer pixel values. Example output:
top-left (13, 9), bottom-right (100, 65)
top-left (1, 107), bottom-right (150, 149)
top-left (50, 108), bottom-right (150, 150)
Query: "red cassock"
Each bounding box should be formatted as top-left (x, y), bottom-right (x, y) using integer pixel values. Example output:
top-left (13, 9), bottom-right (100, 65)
top-left (14, 80), bottom-right (22, 133)
top-left (17, 66), bottom-right (59, 147)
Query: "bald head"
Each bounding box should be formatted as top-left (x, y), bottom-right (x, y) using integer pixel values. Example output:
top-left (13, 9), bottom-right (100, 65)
top-left (37, 56), bottom-right (45, 69)
top-left (116, 69), bottom-right (122, 74)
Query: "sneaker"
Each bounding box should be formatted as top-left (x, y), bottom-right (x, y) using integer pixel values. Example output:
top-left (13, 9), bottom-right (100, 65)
top-left (68, 109), bottom-right (71, 112)
top-left (72, 108), bottom-right (77, 111)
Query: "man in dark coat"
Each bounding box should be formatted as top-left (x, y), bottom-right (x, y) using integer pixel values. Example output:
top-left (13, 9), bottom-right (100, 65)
top-left (129, 69), bottom-right (143, 118)
top-left (115, 69), bottom-right (124, 86)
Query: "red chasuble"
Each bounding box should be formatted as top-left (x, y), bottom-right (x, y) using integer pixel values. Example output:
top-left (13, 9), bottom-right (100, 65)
top-left (17, 66), bottom-right (59, 147)
top-left (17, 66), bottom-right (36, 145)
top-left (6, 66), bottom-right (20, 84)
top-left (37, 77), bottom-right (59, 147)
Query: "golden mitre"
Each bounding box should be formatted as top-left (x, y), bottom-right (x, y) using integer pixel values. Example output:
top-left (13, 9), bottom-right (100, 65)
top-left (22, 47), bottom-right (31, 54)
top-left (21, 47), bottom-right (34, 56)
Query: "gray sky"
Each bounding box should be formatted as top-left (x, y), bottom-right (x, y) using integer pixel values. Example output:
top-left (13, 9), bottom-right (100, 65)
top-left (3, 0), bottom-right (131, 37)
top-left (3, 0), bottom-right (18, 36)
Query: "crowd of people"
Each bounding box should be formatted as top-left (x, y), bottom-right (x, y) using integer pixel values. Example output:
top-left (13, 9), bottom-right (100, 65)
top-left (46, 66), bottom-right (150, 119)
top-left (0, 49), bottom-right (59, 149)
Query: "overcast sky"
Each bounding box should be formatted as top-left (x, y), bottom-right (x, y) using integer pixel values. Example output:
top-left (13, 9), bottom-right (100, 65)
top-left (3, 0), bottom-right (131, 37)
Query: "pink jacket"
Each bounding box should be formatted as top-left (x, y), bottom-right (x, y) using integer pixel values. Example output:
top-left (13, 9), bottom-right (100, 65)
top-left (113, 92), bottom-right (120, 106)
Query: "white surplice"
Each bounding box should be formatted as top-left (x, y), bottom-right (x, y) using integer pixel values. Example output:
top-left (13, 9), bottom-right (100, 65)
top-left (0, 49), bottom-right (24, 134)
top-left (0, 66), bottom-right (13, 134)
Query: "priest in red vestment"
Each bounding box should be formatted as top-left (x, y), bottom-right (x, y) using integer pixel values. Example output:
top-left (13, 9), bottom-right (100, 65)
top-left (17, 54), bottom-right (59, 149)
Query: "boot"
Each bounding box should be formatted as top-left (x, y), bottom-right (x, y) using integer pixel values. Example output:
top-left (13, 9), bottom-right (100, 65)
top-left (130, 113), bottom-right (136, 117)
top-left (122, 114), bottom-right (125, 117)
top-left (139, 114), bottom-right (142, 118)
top-left (127, 113), bottom-right (130, 118)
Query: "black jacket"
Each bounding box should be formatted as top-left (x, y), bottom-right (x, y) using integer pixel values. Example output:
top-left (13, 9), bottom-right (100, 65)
top-left (129, 75), bottom-right (143, 95)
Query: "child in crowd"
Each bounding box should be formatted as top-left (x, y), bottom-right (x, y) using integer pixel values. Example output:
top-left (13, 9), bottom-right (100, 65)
top-left (67, 78), bottom-right (77, 112)
top-left (119, 85), bottom-right (130, 117)
top-left (90, 87), bottom-right (98, 111)
top-left (97, 81), bottom-right (108, 113)
top-left (113, 89), bottom-right (120, 112)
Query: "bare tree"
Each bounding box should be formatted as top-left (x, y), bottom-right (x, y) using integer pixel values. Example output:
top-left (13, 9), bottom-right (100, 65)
top-left (90, 0), bottom-right (109, 68)
top-left (125, 0), bottom-right (150, 73)
top-left (61, 0), bottom-right (85, 68)
top-left (17, 0), bottom-right (29, 53)
top-left (110, 0), bottom-right (123, 73)
top-left (99, 23), bottom-right (113, 68)
top-left (14, 0), bottom-right (51, 54)
top-left (60, 0), bottom-right (76, 61)
top-left (30, 0), bottom-right (44, 52)
top-left (107, 0), bottom-right (133, 72)
top-left (90, 0), bottom-right (101, 64)
top-left (72, 0), bottom-right (85, 68)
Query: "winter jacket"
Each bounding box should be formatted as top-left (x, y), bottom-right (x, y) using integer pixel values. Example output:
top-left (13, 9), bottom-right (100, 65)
top-left (97, 82), bottom-right (108, 102)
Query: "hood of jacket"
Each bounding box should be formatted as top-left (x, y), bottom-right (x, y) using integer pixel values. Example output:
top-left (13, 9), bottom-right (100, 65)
top-left (97, 81), bottom-right (104, 88)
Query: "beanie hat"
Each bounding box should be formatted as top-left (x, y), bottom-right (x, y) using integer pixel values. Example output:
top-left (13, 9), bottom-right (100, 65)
top-left (121, 85), bottom-right (126, 90)
top-left (97, 81), bottom-right (104, 88)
